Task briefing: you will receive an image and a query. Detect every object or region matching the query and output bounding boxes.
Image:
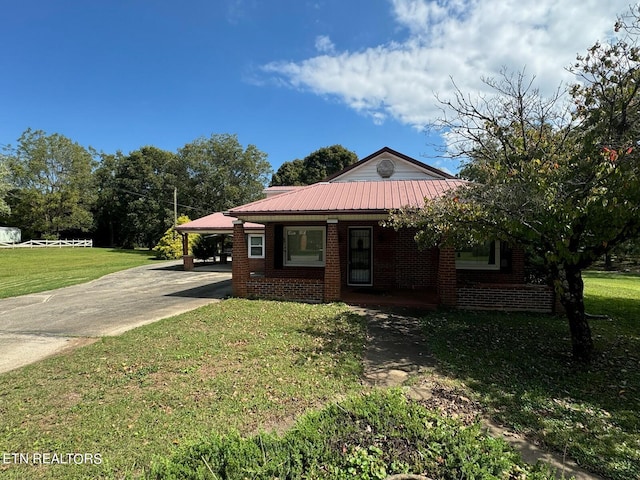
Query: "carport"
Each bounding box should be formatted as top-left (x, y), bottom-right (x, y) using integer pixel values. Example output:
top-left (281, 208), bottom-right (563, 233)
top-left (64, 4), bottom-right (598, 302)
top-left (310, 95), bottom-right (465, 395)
top-left (175, 212), bottom-right (263, 270)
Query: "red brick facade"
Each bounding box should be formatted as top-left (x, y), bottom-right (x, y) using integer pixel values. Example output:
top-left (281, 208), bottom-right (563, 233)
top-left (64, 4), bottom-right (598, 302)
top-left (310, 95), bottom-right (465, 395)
top-left (247, 277), bottom-right (324, 303)
top-left (457, 284), bottom-right (554, 312)
top-left (437, 246), bottom-right (457, 306)
top-left (232, 219), bottom-right (554, 313)
top-left (232, 221), bottom-right (249, 298)
top-left (324, 220), bottom-right (341, 302)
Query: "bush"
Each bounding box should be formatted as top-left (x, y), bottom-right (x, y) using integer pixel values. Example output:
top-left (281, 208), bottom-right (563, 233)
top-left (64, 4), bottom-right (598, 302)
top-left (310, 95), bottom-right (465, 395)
top-left (149, 389), bottom-right (557, 479)
top-left (152, 216), bottom-right (198, 260)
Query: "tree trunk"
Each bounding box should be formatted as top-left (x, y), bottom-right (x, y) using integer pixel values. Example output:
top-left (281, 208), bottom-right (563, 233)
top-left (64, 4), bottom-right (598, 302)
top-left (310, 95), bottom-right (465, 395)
top-left (557, 265), bottom-right (594, 362)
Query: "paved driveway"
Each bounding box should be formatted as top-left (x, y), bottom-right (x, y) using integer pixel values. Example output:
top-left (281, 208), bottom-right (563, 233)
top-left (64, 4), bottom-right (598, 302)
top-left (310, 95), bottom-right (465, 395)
top-left (0, 261), bottom-right (232, 373)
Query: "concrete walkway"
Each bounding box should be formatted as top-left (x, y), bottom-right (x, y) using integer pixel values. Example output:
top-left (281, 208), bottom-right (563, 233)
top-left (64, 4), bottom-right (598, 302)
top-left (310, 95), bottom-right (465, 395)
top-left (0, 261), bottom-right (231, 374)
top-left (353, 306), bottom-right (604, 480)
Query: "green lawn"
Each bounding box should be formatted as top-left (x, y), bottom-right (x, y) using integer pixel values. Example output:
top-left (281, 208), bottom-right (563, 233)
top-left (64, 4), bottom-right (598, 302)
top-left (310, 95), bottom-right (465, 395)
top-left (0, 269), bottom-right (637, 479)
top-left (420, 271), bottom-right (640, 480)
top-left (0, 248), bottom-right (160, 298)
top-left (0, 300), bottom-right (366, 479)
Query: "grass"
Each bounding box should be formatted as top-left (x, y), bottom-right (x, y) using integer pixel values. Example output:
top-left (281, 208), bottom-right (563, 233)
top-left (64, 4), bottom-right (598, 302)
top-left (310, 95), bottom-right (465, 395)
top-left (0, 299), bottom-right (366, 479)
top-left (0, 248), bottom-right (159, 298)
top-left (151, 389), bottom-right (556, 479)
top-left (0, 265), bottom-right (637, 478)
top-left (420, 271), bottom-right (640, 480)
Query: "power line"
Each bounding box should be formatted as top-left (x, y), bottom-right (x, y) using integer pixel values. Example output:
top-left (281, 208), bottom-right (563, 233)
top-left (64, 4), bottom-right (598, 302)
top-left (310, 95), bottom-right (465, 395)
top-left (112, 187), bottom-right (209, 215)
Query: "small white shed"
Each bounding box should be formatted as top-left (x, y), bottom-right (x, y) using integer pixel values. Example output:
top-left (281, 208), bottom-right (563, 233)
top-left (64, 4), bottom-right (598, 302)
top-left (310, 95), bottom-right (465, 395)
top-left (0, 227), bottom-right (21, 244)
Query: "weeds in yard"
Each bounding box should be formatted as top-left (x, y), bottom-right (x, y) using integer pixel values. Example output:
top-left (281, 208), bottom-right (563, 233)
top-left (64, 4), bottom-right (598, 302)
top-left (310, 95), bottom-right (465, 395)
top-left (150, 389), bottom-right (556, 479)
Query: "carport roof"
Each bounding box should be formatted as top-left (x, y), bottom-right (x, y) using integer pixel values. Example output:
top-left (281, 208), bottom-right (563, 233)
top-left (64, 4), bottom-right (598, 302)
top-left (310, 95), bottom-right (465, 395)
top-left (175, 212), bottom-right (263, 234)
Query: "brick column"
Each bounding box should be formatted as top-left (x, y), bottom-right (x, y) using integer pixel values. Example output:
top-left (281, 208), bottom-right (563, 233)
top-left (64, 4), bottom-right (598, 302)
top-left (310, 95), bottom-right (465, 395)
top-left (511, 246), bottom-right (525, 283)
top-left (232, 221), bottom-right (249, 298)
top-left (324, 219), bottom-right (341, 302)
top-left (437, 246), bottom-right (457, 307)
top-left (181, 233), bottom-right (194, 271)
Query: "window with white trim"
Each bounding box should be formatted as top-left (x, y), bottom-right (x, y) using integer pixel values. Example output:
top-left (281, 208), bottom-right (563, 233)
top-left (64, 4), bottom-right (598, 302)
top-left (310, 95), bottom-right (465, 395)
top-left (284, 226), bottom-right (325, 266)
top-left (455, 240), bottom-right (500, 270)
top-left (247, 234), bottom-right (265, 259)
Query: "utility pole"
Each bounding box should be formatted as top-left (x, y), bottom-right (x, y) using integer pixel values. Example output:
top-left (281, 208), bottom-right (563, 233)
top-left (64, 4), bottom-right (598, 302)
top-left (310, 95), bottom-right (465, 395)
top-left (174, 186), bottom-right (178, 228)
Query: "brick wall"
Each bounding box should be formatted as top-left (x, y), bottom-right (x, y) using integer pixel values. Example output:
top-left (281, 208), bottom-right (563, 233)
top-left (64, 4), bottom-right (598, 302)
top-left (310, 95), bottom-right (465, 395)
top-left (246, 277), bottom-right (324, 303)
top-left (324, 220), bottom-right (341, 301)
top-left (393, 228), bottom-right (438, 289)
top-left (248, 258), bottom-right (265, 274)
top-left (232, 222), bottom-right (249, 298)
top-left (457, 284), bottom-right (554, 312)
top-left (438, 246), bottom-right (457, 306)
top-left (336, 223), bottom-right (439, 290)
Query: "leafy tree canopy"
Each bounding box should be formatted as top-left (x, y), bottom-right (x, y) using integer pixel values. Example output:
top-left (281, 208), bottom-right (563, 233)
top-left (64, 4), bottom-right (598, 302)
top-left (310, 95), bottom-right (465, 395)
top-left (270, 158), bottom-right (305, 186)
top-left (0, 160), bottom-right (10, 217)
top-left (108, 146), bottom-right (180, 249)
top-left (179, 133), bottom-right (271, 212)
top-left (270, 145), bottom-right (358, 186)
top-left (3, 128), bottom-right (97, 238)
top-left (389, 9), bottom-right (640, 362)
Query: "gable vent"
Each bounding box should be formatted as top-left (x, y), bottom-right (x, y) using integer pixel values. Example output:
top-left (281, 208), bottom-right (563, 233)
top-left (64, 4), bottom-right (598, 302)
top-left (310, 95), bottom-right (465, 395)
top-left (376, 159), bottom-right (395, 178)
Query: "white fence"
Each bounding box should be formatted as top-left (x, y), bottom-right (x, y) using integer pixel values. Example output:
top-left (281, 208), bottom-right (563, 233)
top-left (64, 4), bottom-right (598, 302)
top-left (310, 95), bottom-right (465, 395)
top-left (0, 239), bottom-right (93, 249)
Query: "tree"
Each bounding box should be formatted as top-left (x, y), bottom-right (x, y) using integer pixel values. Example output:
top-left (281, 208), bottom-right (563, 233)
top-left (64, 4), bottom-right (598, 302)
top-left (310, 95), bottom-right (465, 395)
top-left (0, 160), bottom-right (10, 217)
top-left (92, 151), bottom-right (123, 247)
top-left (4, 129), bottom-right (97, 239)
top-left (300, 145), bottom-right (358, 184)
top-left (108, 146), bottom-right (180, 249)
top-left (269, 145), bottom-right (358, 186)
top-left (179, 134), bottom-right (271, 213)
top-left (389, 13), bottom-right (640, 362)
top-left (270, 158), bottom-right (305, 186)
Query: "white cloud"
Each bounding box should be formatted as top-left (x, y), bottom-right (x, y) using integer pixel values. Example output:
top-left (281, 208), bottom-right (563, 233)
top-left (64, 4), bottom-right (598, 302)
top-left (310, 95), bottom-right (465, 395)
top-left (262, 0), bottom-right (630, 130)
top-left (314, 35), bottom-right (336, 54)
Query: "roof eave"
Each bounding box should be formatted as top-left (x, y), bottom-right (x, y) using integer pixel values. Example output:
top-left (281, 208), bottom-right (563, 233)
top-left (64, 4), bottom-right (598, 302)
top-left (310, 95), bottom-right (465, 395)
top-left (231, 210), bottom-right (391, 223)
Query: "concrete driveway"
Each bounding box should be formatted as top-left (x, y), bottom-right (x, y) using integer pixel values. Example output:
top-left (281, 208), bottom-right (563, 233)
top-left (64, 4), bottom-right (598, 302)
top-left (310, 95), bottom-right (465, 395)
top-left (0, 261), bottom-right (232, 374)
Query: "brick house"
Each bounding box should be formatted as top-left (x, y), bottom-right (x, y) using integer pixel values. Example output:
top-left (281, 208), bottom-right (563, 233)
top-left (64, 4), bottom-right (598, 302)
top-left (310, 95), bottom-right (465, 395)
top-left (227, 147), bottom-right (555, 312)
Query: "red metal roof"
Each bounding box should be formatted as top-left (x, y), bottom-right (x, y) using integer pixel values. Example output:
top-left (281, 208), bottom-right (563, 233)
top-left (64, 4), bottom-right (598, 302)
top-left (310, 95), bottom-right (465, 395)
top-left (229, 179), bottom-right (466, 216)
top-left (175, 212), bottom-right (263, 233)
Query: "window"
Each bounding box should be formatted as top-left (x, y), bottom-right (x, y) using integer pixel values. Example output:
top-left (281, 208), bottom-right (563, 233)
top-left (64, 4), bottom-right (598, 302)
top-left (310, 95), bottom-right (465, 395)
top-left (455, 240), bottom-right (500, 270)
top-left (284, 226), bottom-right (325, 266)
top-left (247, 234), bottom-right (264, 259)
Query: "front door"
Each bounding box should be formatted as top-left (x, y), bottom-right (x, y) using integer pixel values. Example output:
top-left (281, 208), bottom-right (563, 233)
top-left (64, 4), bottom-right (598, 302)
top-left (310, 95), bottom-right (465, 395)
top-left (348, 227), bottom-right (372, 285)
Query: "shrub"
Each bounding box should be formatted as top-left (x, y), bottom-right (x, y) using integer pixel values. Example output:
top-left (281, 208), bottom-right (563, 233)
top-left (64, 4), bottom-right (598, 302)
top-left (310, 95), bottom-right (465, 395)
top-left (152, 216), bottom-right (198, 260)
top-left (149, 389), bottom-right (557, 479)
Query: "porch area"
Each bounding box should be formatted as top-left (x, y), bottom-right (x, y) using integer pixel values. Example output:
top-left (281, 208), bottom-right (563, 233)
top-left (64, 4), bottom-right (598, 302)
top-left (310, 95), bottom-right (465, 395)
top-left (341, 288), bottom-right (439, 310)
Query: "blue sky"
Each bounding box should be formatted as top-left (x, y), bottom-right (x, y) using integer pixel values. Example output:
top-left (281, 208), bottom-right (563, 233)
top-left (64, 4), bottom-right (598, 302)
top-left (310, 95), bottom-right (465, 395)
top-left (0, 0), bottom-right (631, 176)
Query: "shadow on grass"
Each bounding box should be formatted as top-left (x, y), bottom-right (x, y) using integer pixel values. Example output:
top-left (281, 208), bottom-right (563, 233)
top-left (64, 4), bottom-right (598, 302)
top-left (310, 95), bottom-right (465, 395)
top-left (421, 308), bottom-right (639, 479)
top-left (295, 310), bottom-right (367, 379)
